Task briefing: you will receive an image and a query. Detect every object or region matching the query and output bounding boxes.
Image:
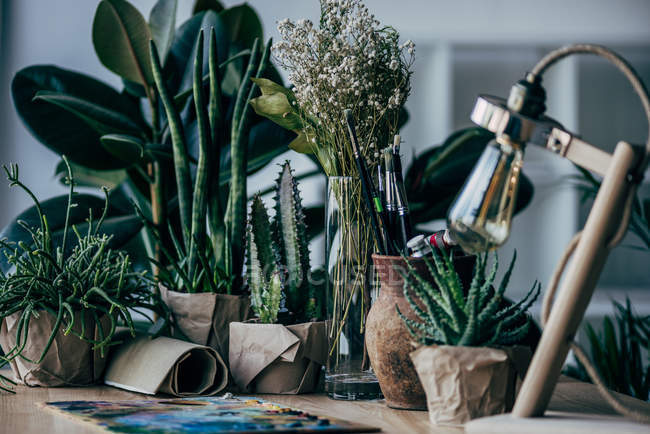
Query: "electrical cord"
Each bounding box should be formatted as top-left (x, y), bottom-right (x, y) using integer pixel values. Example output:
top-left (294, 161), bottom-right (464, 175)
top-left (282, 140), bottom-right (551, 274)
top-left (536, 44), bottom-right (650, 424)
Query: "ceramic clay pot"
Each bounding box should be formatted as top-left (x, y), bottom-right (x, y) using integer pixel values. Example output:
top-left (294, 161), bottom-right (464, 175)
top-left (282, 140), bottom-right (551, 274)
top-left (367, 253), bottom-right (475, 410)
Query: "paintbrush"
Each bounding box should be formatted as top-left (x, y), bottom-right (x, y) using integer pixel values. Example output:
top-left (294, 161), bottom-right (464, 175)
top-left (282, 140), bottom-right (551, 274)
top-left (343, 109), bottom-right (389, 255)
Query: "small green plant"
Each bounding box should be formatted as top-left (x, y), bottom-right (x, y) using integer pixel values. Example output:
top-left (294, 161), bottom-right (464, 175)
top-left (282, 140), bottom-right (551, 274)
top-left (247, 162), bottom-right (323, 324)
top-left (0, 159), bottom-right (156, 393)
top-left (137, 28), bottom-right (270, 294)
top-left (565, 298), bottom-right (650, 401)
top-left (398, 250), bottom-right (540, 347)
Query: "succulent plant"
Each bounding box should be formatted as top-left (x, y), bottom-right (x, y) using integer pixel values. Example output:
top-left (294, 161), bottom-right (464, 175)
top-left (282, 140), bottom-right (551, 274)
top-left (398, 249), bottom-right (540, 347)
top-left (0, 159), bottom-right (157, 393)
top-left (247, 162), bottom-right (322, 324)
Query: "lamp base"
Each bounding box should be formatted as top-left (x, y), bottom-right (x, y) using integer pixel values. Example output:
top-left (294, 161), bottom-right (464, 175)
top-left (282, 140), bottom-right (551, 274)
top-left (465, 380), bottom-right (650, 434)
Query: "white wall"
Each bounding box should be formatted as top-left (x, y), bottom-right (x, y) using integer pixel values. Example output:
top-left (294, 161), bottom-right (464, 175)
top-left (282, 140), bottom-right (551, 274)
top-left (1, 0), bottom-right (649, 303)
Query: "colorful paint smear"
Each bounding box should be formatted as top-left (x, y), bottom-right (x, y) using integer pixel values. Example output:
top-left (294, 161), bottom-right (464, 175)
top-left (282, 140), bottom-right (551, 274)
top-left (42, 395), bottom-right (379, 433)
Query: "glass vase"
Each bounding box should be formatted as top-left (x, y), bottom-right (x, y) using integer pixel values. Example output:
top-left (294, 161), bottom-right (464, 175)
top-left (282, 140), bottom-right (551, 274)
top-left (324, 176), bottom-right (383, 400)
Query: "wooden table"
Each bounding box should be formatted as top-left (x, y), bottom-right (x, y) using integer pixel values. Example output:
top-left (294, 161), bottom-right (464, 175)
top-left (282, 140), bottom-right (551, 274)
top-left (2, 373), bottom-right (649, 433)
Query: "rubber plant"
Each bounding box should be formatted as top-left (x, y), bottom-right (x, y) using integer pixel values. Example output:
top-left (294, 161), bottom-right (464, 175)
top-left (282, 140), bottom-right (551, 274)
top-left (11, 0), bottom-right (295, 270)
top-left (0, 158), bottom-right (156, 393)
top-left (247, 162), bottom-right (325, 324)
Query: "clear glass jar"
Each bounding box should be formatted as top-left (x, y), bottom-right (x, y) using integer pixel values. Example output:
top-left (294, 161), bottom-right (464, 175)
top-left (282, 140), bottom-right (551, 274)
top-left (324, 176), bottom-right (383, 400)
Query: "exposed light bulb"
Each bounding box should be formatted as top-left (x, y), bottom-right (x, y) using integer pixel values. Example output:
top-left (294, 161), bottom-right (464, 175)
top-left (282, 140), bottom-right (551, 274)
top-left (447, 137), bottom-right (523, 254)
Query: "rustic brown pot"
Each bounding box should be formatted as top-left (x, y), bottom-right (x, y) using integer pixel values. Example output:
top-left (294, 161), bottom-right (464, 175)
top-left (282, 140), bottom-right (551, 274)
top-left (366, 253), bottom-right (475, 410)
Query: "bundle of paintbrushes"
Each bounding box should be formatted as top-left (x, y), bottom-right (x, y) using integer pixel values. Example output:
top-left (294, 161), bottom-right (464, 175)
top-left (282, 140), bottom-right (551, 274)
top-left (344, 110), bottom-right (412, 255)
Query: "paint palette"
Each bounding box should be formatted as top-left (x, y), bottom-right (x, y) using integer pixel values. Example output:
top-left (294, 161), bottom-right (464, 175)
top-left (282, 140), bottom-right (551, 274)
top-left (42, 395), bottom-right (380, 433)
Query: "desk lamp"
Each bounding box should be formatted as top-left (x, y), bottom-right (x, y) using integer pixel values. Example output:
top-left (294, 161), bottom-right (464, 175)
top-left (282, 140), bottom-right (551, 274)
top-left (447, 44), bottom-right (650, 422)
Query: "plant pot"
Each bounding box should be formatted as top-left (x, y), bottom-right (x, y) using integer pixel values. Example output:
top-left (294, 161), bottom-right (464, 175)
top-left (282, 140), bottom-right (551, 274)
top-left (410, 345), bottom-right (531, 426)
top-left (367, 253), bottom-right (476, 410)
top-left (0, 310), bottom-right (112, 387)
top-left (229, 321), bottom-right (327, 394)
top-left (160, 285), bottom-right (251, 365)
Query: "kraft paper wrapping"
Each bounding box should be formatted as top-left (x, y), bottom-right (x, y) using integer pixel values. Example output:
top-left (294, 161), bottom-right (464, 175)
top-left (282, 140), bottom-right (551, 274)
top-left (229, 321), bottom-right (327, 394)
top-left (0, 310), bottom-right (111, 387)
top-left (104, 335), bottom-right (228, 396)
top-left (160, 285), bottom-right (250, 364)
top-left (410, 345), bottom-right (531, 426)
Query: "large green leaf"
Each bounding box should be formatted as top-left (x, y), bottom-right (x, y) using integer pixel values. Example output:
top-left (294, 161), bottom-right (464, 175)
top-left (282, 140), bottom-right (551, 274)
top-left (93, 0), bottom-right (154, 85)
top-left (165, 11), bottom-right (227, 96)
top-left (149, 0), bottom-right (177, 62)
top-left (405, 127), bottom-right (534, 225)
top-left (12, 65), bottom-right (141, 170)
top-left (217, 120), bottom-right (295, 185)
top-left (193, 0), bottom-right (224, 14)
top-left (100, 134), bottom-right (145, 164)
top-left (0, 194), bottom-right (141, 273)
top-left (54, 160), bottom-right (127, 189)
top-left (33, 91), bottom-right (145, 136)
top-left (219, 4), bottom-right (262, 50)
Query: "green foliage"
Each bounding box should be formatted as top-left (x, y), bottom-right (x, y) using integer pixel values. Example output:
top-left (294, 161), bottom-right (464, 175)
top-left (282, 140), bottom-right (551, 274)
top-left (572, 166), bottom-right (650, 250)
top-left (404, 127), bottom-right (534, 228)
top-left (398, 249), bottom-right (540, 347)
top-left (140, 28), bottom-right (271, 294)
top-left (565, 298), bottom-right (650, 400)
top-left (247, 195), bottom-right (282, 323)
top-left (247, 162), bottom-right (324, 324)
top-left (11, 0), bottom-right (295, 273)
top-left (0, 160), bottom-right (157, 393)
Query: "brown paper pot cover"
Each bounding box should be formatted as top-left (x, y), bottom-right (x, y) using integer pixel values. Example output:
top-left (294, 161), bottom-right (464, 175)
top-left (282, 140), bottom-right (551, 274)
top-left (160, 285), bottom-right (250, 364)
top-left (229, 321), bottom-right (327, 394)
top-left (367, 253), bottom-right (475, 410)
top-left (410, 345), bottom-right (531, 426)
top-left (0, 310), bottom-right (111, 387)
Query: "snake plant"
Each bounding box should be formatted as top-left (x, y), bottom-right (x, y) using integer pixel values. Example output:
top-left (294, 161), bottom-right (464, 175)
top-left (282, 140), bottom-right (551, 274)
top-left (137, 28), bottom-right (270, 294)
top-left (398, 249), bottom-right (540, 347)
top-left (0, 158), bottom-right (156, 393)
top-left (247, 162), bottom-right (323, 323)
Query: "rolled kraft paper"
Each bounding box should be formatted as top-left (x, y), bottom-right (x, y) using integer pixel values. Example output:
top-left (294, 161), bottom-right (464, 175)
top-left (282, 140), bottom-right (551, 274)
top-left (0, 310), bottom-right (111, 387)
top-left (159, 285), bottom-right (250, 364)
top-left (410, 345), bottom-right (531, 426)
top-left (104, 335), bottom-right (228, 396)
top-left (229, 321), bottom-right (327, 394)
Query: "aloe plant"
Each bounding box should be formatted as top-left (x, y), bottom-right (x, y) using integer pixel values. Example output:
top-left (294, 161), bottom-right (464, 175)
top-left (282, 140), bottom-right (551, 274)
top-left (0, 159), bottom-right (157, 393)
top-left (398, 250), bottom-right (540, 347)
top-left (136, 27), bottom-right (270, 294)
top-left (247, 162), bottom-right (323, 323)
top-left (11, 0), bottom-right (294, 272)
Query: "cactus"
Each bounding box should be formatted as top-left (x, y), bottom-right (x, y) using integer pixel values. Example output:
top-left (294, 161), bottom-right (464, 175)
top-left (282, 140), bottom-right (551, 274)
top-left (247, 195), bottom-right (283, 323)
top-left (147, 29), bottom-right (270, 293)
top-left (397, 249), bottom-right (540, 347)
top-left (247, 161), bottom-right (321, 323)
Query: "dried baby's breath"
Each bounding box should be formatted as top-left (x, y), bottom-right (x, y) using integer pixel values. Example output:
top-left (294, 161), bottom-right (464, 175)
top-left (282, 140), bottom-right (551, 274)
top-left (273, 0), bottom-right (414, 175)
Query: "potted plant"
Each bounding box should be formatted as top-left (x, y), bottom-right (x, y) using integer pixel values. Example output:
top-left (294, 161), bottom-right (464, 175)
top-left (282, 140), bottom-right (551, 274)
top-left (229, 162), bottom-right (327, 394)
top-left (11, 0), bottom-right (295, 272)
top-left (400, 249), bottom-right (540, 425)
top-left (0, 159), bottom-right (155, 392)
top-left (136, 27), bottom-right (274, 365)
top-left (249, 0), bottom-right (415, 399)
